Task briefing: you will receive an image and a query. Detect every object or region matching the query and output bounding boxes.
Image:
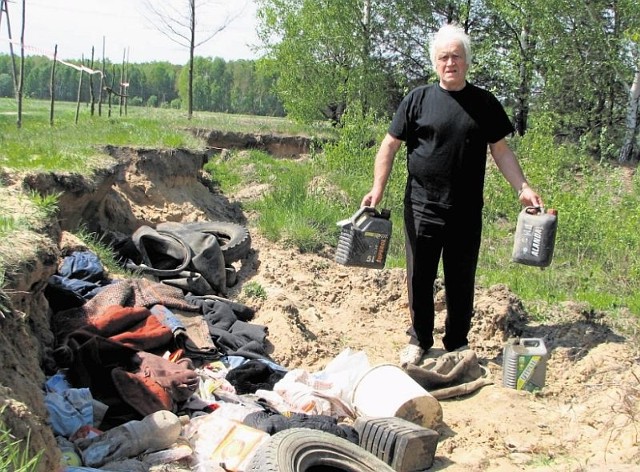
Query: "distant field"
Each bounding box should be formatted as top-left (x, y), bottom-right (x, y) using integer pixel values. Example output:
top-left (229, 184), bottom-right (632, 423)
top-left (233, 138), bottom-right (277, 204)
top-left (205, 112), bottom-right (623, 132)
top-left (0, 97), bottom-right (334, 172)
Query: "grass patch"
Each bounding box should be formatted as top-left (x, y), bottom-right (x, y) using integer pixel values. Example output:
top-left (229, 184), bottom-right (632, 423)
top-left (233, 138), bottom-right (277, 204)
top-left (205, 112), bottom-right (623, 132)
top-left (74, 227), bottom-right (132, 278)
top-left (28, 191), bottom-right (60, 218)
top-left (251, 166), bottom-right (345, 252)
top-left (0, 215), bottom-right (17, 237)
top-left (243, 281), bottom-right (268, 300)
top-left (0, 98), bottom-right (331, 173)
top-left (0, 407), bottom-right (42, 472)
top-left (208, 149), bottom-right (350, 253)
top-left (1, 98), bottom-right (638, 319)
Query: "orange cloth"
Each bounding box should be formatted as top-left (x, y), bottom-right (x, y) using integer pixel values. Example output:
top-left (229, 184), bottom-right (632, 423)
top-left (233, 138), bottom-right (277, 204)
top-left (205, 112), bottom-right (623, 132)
top-left (88, 305), bottom-right (173, 351)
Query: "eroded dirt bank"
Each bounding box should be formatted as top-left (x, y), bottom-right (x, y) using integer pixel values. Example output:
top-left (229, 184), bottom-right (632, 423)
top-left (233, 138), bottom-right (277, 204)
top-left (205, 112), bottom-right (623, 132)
top-left (1, 145), bottom-right (639, 471)
top-left (2, 147), bottom-right (238, 471)
top-left (192, 129), bottom-right (320, 157)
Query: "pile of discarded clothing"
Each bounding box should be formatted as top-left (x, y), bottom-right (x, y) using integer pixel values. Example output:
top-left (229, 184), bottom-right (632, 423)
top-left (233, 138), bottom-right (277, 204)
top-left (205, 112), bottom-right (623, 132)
top-left (44, 226), bottom-right (493, 471)
top-left (45, 240), bottom-right (365, 471)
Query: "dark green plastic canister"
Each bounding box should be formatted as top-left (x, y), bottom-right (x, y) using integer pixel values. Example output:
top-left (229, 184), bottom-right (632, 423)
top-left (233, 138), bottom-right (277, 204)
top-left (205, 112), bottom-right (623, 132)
top-left (512, 207), bottom-right (557, 267)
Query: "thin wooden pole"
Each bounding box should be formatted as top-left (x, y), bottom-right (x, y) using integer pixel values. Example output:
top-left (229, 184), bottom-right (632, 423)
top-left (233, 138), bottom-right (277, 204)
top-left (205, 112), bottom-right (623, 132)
top-left (124, 47), bottom-right (129, 116)
top-left (75, 56), bottom-right (84, 124)
top-left (0, 0), bottom-right (19, 94)
top-left (49, 44), bottom-right (57, 126)
top-left (119, 49), bottom-right (125, 116)
top-left (98, 36), bottom-right (105, 117)
top-left (16, 0), bottom-right (25, 129)
top-left (89, 46), bottom-right (95, 116)
top-left (108, 64), bottom-right (115, 118)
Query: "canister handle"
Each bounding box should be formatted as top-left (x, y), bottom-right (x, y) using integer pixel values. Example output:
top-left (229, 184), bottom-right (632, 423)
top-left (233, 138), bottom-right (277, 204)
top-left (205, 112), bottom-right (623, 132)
top-left (523, 205), bottom-right (545, 215)
top-left (520, 338), bottom-right (543, 348)
top-left (337, 206), bottom-right (377, 227)
top-left (351, 206), bottom-right (380, 224)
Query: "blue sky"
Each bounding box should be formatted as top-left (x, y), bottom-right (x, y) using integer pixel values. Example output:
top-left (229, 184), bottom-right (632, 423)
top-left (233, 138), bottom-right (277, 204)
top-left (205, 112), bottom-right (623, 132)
top-left (0, 0), bottom-right (259, 64)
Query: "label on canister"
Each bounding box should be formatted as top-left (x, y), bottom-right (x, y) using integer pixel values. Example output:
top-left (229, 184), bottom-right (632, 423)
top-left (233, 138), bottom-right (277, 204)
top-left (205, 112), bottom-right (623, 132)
top-left (335, 207), bottom-right (392, 269)
top-left (502, 338), bottom-right (548, 391)
top-left (516, 354), bottom-right (543, 390)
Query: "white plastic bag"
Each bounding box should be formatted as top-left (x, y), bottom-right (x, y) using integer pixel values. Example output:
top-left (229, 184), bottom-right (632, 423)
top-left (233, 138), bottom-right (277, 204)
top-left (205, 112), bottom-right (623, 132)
top-left (267, 349), bottom-right (371, 418)
top-left (315, 348), bottom-right (371, 404)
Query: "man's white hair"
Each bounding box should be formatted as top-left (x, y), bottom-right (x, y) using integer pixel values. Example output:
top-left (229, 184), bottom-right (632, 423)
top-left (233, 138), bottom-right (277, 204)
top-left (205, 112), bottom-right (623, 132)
top-left (429, 23), bottom-right (472, 71)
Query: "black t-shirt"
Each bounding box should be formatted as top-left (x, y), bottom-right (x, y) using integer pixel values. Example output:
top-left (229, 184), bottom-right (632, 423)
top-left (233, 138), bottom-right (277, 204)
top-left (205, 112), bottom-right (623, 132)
top-left (389, 82), bottom-right (514, 210)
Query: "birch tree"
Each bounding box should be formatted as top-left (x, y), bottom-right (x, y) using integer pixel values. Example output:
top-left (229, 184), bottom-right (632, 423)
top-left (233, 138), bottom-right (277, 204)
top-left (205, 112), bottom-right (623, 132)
top-left (619, 59), bottom-right (639, 162)
top-left (618, 22), bottom-right (640, 162)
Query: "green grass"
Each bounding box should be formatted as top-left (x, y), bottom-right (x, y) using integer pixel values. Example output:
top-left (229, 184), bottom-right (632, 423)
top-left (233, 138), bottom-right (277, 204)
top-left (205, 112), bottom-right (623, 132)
top-left (1, 98), bottom-right (638, 320)
top-left (0, 408), bottom-right (42, 472)
top-left (242, 281), bottom-right (268, 300)
top-left (0, 99), bottom-right (200, 172)
top-left (207, 149), bottom-right (350, 253)
top-left (0, 97), bottom-right (332, 173)
top-left (73, 227), bottom-right (133, 278)
top-left (28, 191), bottom-right (60, 218)
top-left (0, 215), bottom-right (18, 237)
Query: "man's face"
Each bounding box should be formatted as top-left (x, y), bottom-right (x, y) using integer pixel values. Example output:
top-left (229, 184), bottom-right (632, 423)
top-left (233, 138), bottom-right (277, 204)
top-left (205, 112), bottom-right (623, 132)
top-left (435, 41), bottom-right (468, 91)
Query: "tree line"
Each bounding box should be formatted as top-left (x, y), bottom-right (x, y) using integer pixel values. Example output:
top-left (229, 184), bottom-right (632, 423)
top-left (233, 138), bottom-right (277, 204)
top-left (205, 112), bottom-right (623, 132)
top-left (1, 0), bottom-right (638, 162)
top-left (0, 54), bottom-right (285, 117)
top-left (256, 0), bottom-right (640, 163)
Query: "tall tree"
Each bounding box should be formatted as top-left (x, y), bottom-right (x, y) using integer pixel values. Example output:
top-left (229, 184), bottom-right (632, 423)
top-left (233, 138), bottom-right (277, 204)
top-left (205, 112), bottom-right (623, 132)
top-left (620, 54), bottom-right (640, 162)
top-left (530, 0), bottom-right (637, 161)
top-left (256, 0), bottom-right (508, 123)
top-left (613, 0), bottom-right (640, 162)
top-left (477, 0), bottom-right (545, 136)
top-left (142, 0), bottom-right (243, 119)
top-left (256, 0), bottom-right (393, 123)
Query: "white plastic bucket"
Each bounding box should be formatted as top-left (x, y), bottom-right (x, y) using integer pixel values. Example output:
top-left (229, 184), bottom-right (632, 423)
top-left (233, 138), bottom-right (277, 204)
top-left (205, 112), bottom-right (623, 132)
top-left (350, 363), bottom-right (443, 429)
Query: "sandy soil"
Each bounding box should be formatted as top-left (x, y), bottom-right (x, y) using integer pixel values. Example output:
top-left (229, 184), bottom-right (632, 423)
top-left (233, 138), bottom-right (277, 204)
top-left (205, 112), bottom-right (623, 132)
top-left (228, 233), bottom-right (639, 471)
top-left (3, 146), bottom-right (638, 472)
top-left (112, 149), bottom-right (639, 471)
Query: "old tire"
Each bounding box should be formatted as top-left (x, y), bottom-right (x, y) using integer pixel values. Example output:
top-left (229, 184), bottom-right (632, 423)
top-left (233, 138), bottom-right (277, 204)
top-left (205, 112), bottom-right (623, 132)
top-left (246, 428), bottom-right (396, 472)
top-left (185, 221), bottom-right (251, 264)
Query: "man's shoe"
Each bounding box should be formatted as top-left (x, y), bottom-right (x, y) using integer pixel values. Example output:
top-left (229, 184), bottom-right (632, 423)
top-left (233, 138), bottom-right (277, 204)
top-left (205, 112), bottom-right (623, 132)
top-left (399, 344), bottom-right (424, 366)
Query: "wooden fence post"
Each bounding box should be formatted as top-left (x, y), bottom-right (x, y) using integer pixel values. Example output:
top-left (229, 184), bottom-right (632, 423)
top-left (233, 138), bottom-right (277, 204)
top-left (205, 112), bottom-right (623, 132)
top-left (89, 46), bottom-right (95, 116)
top-left (99, 36), bottom-right (105, 117)
top-left (75, 55), bottom-right (84, 124)
top-left (49, 44), bottom-right (57, 126)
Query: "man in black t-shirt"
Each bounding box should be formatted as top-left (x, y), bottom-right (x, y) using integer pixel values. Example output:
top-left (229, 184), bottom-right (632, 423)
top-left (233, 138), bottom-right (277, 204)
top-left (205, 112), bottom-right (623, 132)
top-left (362, 23), bottom-right (544, 366)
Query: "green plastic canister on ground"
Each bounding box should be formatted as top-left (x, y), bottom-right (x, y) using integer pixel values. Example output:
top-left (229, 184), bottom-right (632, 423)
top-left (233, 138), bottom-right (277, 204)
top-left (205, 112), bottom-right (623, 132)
top-left (502, 338), bottom-right (548, 392)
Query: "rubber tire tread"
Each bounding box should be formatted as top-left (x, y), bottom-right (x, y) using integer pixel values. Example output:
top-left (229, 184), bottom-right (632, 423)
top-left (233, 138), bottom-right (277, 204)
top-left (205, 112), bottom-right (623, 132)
top-left (246, 428), bottom-right (396, 472)
top-left (185, 221), bottom-right (251, 264)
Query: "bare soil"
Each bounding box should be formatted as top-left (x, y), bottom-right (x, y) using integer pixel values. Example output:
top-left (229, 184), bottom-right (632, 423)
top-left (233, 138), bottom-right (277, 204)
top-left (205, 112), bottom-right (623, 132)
top-left (2, 145), bottom-right (639, 471)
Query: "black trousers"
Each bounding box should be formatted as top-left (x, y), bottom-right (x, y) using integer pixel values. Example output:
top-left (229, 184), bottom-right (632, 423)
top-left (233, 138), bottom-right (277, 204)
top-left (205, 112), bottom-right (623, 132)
top-left (404, 199), bottom-right (482, 351)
